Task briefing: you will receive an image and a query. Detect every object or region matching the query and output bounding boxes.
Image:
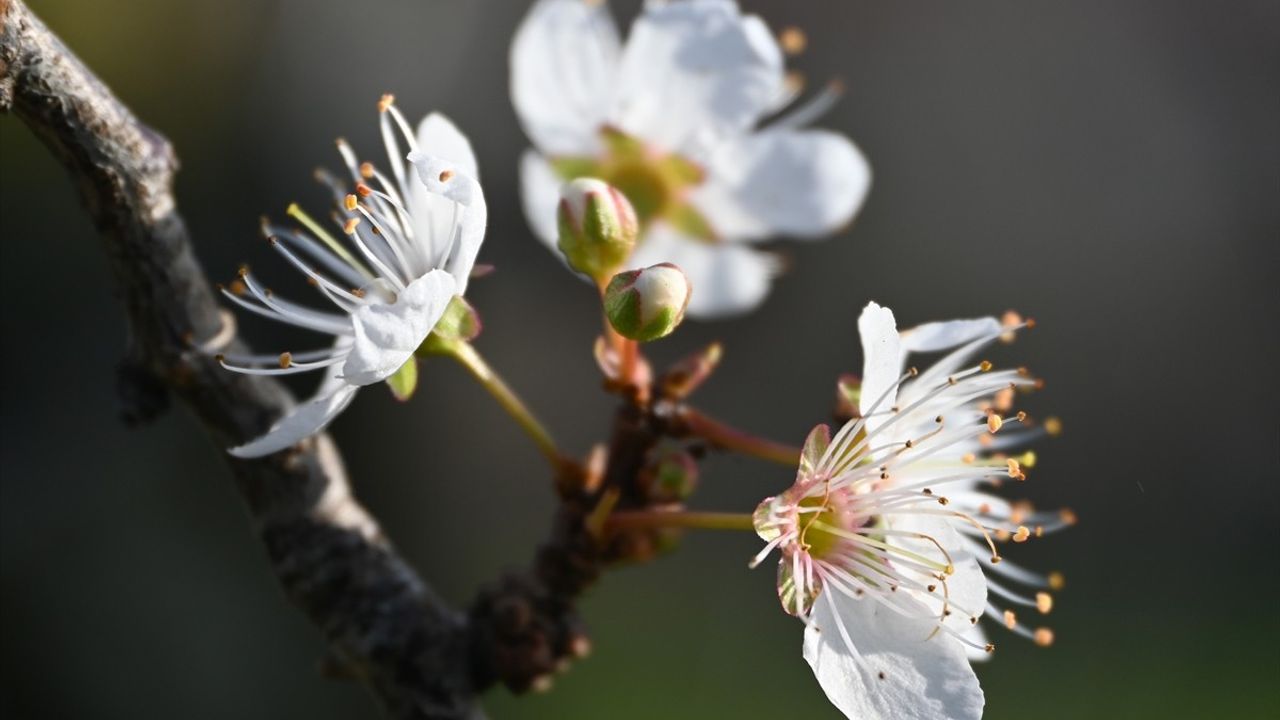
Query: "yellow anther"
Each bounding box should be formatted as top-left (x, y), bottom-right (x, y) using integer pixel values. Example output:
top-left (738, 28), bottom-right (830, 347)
top-left (278, 352), bottom-right (292, 369)
top-left (343, 217), bottom-right (361, 234)
top-left (1036, 592), bottom-right (1053, 614)
top-left (1013, 526), bottom-right (1031, 543)
top-left (1048, 572), bottom-right (1066, 590)
top-left (961, 453), bottom-right (976, 464)
top-left (343, 194), bottom-right (358, 211)
top-left (359, 162), bottom-right (375, 179)
top-left (1000, 310), bottom-right (1023, 343)
top-left (1016, 411), bottom-right (1028, 422)
top-left (779, 26), bottom-right (807, 55)
top-left (377, 93), bottom-right (395, 112)
top-left (1003, 609), bottom-right (1017, 629)
top-left (1044, 416), bottom-right (1063, 436)
top-left (979, 360), bottom-right (993, 372)
top-left (987, 414), bottom-right (1004, 433)
top-left (1010, 506), bottom-right (1028, 525)
top-left (1019, 450), bottom-right (1038, 468)
top-left (993, 387), bottom-right (1015, 411)
top-left (784, 70), bottom-right (805, 94)
top-left (1034, 628), bottom-right (1054, 647)
top-left (1006, 458), bottom-right (1022, 477)
top-left (228, 279), bottom-right (247, 296)
top-left (1060, 508), bottom-right (1078, 526)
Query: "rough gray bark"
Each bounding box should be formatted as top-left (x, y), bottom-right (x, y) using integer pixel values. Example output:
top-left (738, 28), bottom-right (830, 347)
top-left (0, 1), bottom-right (473, 716)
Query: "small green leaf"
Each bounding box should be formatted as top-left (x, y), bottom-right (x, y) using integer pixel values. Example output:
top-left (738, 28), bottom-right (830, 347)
top-left (431, 296), bottom-right (482, 342)
top-left (386, 357), bottom-right (418, 402)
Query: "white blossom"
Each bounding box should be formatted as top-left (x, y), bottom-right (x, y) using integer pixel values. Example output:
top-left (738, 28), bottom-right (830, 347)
top-left (218, 98), bottom-right (486, 457)
top-left (511, 0), bottom-right (870, 317)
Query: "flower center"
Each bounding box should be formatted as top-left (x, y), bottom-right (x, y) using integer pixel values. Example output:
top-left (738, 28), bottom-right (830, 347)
top-left (551, 128), bottom-right (717, 242)
top-left (797, 496), bottom-right (844, 559)
top-left (605, 158), bottom-right (672, 221)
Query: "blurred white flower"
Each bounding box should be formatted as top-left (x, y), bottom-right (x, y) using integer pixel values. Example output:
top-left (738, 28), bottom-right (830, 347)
top-left (853, 303), bottom-right (1071, 658)
top-left (218, 97), bottom-right (486, 458)
top-left (511, 0), bottom-right (870, 317)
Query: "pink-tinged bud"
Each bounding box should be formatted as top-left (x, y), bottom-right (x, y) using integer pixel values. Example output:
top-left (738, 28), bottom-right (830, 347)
top-left (604, 263), bottom-right (692, 342)
top-left (557, 178), bottom-right (638, 280)
top-left (661, 342), bottom-right (723, 400)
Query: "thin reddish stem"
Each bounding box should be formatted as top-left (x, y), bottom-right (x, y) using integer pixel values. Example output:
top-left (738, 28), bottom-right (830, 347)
top-left (679, 407), bottom-right (801, 466)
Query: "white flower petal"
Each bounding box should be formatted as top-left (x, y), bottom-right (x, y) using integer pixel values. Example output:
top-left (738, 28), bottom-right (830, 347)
top-left (407, 153), bottom-right (488, 292)
top-left (415, 112), bottom-right (479, 180)
top-left (804, 590), bottom-right (985, 720)
top-left (403, 116), bottom-right (480, 278)
top-left (630, 224), bottom-right (778, 318)
top-left (858, 301), bottom-right (902, 430)
top-left (610, 0), bottom-right (784, 156)
top-left (691, 128), bottom-right (870, 241)
top-left (229, 382), bottom-right (360, 458)
top-left (519, 149), bottom-right (562, 247)
top-left (510, 0), bottom-right (620, 155)
top-left (900, 318), bottom-right (1002, 355)
top-left (342, 269), bottom-right (456, 386)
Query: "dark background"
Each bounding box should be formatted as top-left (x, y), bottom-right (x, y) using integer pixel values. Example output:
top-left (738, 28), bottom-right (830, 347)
top-left (2, 0), bottom-right (1277, 718)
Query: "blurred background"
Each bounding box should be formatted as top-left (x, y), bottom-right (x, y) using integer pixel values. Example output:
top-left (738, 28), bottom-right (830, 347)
top-left (2, 0), bottom-right (1277, 718)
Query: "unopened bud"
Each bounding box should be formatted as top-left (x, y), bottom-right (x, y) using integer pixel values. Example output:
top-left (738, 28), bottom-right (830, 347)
top-left (557, 178), bottom-right (638, 280)
top-left (604, 263), bottom-right (691, 342)
top-left (661, 342), bottom-right (723, 399)
top-left (641, 448), bottom-right (699, 503)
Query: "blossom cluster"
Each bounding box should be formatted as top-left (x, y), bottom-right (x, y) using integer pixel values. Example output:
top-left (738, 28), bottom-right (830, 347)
top-left (212, 2), bottom-right (1069, 718)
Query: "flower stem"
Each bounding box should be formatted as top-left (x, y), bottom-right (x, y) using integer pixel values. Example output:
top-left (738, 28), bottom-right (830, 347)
top-left (446, 340), bottom-right (563, 468)
top-left (679, 407), bottom-right (801, 466)
top-left (607, 510), bottom-right (754, 533)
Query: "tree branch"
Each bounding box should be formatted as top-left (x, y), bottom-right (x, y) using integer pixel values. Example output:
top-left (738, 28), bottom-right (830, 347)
top-left (0, 2), bottom-right (473, 717)
top-left (0, 2), bottom-right (744, 715)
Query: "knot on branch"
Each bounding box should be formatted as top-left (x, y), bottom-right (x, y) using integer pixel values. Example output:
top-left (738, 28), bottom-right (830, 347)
top-left (469, 499), bottom-right (600, 693)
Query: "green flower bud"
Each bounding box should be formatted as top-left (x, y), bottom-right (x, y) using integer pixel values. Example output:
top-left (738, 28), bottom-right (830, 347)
top-left (604, 263), bottom-right (692, 342)
top-left (557, 178), bottom-right (638, 281)
top-left (641, 448), bottom-right (699, 503)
